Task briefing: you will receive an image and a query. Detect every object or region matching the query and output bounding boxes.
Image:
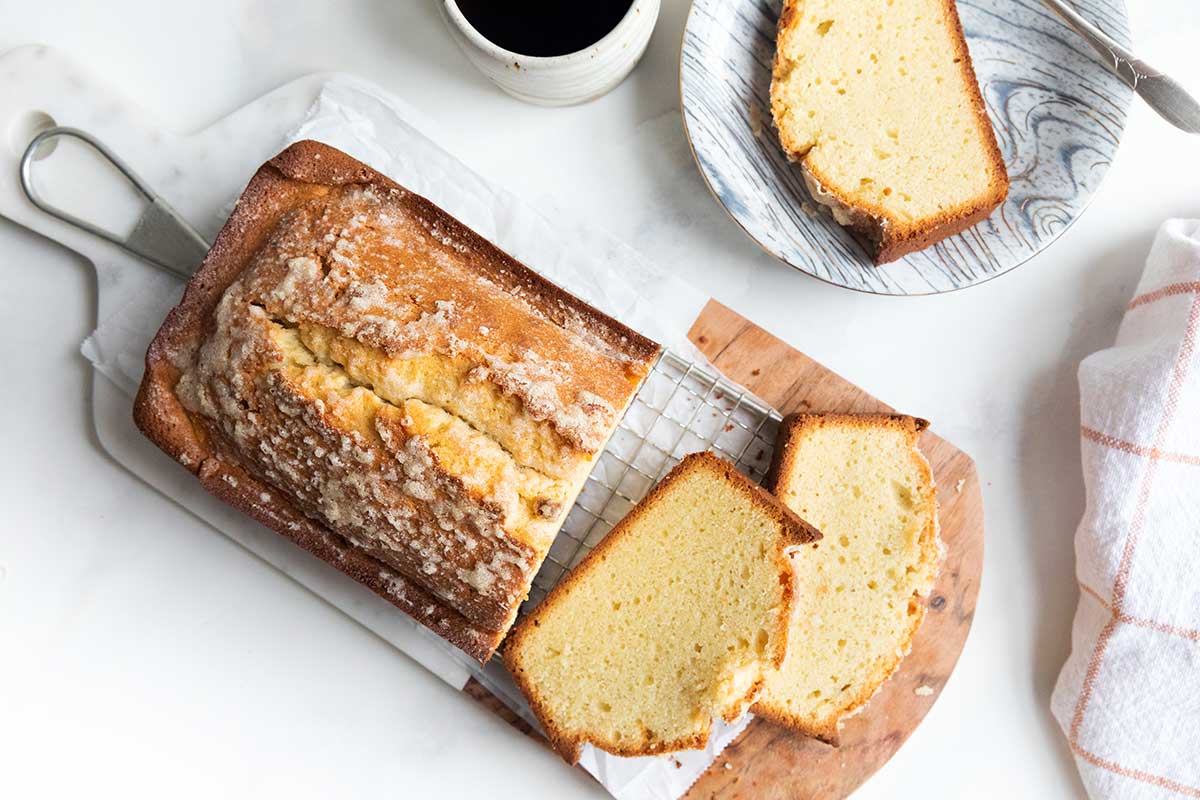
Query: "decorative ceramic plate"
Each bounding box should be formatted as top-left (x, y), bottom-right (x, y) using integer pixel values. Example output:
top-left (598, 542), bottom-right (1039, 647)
top-left (680, 0), bottom-right (1133, 295)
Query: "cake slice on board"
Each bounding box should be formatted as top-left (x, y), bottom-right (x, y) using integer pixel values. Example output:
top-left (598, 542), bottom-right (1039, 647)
top-left (753, 414), bottom-right (942, 742)
top-left (503, 451), bottom-right (821, 764)
top-left (770, 0), bottom-right (1008, 263)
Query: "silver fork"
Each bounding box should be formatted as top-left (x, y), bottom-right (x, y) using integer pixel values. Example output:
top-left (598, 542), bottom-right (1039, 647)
top-left (1039, 0), bottom-right (1200, 134)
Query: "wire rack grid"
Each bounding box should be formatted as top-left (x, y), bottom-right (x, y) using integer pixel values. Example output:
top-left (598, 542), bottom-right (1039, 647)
top-left (463, 348), bottom-right (785, 740)
top-left (525, 348), bottom-right (782, 608)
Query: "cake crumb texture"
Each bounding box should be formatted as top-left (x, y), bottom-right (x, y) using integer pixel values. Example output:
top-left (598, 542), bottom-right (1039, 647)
top-left (754, 413), bottom-right (942, 741)
top-left (771, 0), bottom-right (1008, 263)
top-left (504, 452), bottom-right (820, 763)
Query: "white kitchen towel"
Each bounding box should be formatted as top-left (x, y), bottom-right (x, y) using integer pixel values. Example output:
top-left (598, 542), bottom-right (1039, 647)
top-left (1052, 219), bottom-right (1200, 799)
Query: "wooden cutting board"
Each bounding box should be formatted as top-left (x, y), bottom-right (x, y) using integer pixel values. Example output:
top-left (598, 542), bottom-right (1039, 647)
top-left (466, 298), bottom-right (984, 799)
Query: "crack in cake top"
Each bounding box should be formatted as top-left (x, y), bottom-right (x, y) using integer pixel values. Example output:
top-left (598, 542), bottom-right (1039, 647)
top-left (235, 183), bottom-right (656, 454)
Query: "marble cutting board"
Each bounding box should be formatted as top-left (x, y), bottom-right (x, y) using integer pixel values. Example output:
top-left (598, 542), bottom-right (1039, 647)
top-left (0, 45), bottom-right (984, 800)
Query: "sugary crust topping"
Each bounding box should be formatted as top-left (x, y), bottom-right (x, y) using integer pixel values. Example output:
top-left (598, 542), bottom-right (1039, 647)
top-left (174, 286), bottom-right (542, 631)
top-left (243, 185), bottom-right (645, 453)
top-left (136, 141), bottom-right (659, 659)
top-left (189, 451), bottom-right (502, 661)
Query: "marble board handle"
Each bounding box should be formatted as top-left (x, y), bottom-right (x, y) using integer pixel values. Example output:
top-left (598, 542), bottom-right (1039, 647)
top-left (19, 125), bottom-right (209, 277)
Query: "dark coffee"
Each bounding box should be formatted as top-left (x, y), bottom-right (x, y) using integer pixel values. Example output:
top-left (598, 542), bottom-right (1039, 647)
top-left (454, 1), bottom-right (635, 58)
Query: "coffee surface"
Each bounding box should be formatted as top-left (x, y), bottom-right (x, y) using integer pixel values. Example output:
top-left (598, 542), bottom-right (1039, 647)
top-left (455, 1), bottom-right (634, 58)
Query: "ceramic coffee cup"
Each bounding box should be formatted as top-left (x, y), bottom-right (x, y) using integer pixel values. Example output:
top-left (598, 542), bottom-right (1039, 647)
top-left (440, 1), bottom-right (661, 106)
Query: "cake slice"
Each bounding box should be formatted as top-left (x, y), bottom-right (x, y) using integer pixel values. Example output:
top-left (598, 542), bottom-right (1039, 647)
top-left (770, 0), bottom-right (1008, 263)
top-left (753, 414), bottom-right (942, 742)
top-left (503, 452), bottom-right (821, 763)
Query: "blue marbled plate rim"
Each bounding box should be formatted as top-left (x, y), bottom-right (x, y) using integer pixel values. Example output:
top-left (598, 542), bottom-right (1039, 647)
top-left (679, 0), bottom-right (1134, 296)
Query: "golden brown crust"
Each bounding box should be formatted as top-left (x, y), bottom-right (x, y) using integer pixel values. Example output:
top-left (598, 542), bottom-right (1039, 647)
top-left (133, 140), bottom-right (660, 662)
top-left (503, 451), bottom-right (821, 763)
top-left (764, 412), bottom-right (930, 496)
top-left (269, 142), bottom-right (661, 369)
top-left (755, 412), bottom-right (941, 740)
top-left (818, 0), bottom-right (1009, 265)
top-left (204, 456), bottom-right (504, 661)
top-left (771, 0), bottom-right (1009, 265)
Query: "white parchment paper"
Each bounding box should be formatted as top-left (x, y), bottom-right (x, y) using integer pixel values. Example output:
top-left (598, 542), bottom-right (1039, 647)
top-left (82, 78), bottom-right (748, 800)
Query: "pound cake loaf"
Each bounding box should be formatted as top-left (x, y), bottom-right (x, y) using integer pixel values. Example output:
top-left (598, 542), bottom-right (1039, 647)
top-left (754, 414), bottom-right (941, 742)
top-left (504, 452), bottom-right (821, 763)
top-left (134, 141), bottom-right (660, 662)
top-left (771, 0), bottom-right (1008, 263)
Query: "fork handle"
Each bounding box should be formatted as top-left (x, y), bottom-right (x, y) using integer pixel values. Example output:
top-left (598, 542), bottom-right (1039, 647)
top-left (1039, 0), bottom-right (1200, 134)
top-left (1039, 0), bottom-right (1152, 82)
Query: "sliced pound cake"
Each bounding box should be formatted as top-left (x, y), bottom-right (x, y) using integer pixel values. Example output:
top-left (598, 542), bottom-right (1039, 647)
top-left (133, 141), bottom-right (659, 662)
top-left (771, 0), bottom-right (1008, 263)
top-left (754, 414), bottom-right (941, 742)
top-left (504, 452), bottom-right (821, 763)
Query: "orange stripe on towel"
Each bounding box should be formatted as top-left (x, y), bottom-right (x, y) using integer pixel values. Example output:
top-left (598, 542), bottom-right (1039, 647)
top-left (1128, 281), bottom-right (1200, 309)
top-left (1077, 582), bottom-right (1200, 643)
top-left (1081, 426), bottom-right (1200, 467)
top-left (1070, 741), bottom-right (1200, 797)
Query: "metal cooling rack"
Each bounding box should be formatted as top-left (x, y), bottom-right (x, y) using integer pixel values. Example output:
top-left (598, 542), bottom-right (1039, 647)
top-left (464, 348), bottom-right (785, 736)
top-left (525, 349), bottom-right (782, 609)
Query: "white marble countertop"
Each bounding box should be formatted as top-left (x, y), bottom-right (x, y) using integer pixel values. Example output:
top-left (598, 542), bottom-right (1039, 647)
top-left (2, 2), bottom-right (1197, 798)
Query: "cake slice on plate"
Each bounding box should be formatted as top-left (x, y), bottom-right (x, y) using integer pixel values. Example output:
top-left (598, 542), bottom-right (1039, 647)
top-left (771, 0), bottom-right (1008, 263)
top-left (504, 451), bottom-right (821, 763)
top-left (754, 414), bottom-right (942, 742)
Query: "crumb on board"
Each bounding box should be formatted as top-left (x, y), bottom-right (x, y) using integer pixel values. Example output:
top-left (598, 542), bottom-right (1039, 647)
top-left (723, 762), bottom-right (733, 770)
top-left (915, 685), bottom-right (935, 696)
top-left (955, 478), bottom-right (965, 493)
top-left (748, 102), bottom-right (764, 139)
